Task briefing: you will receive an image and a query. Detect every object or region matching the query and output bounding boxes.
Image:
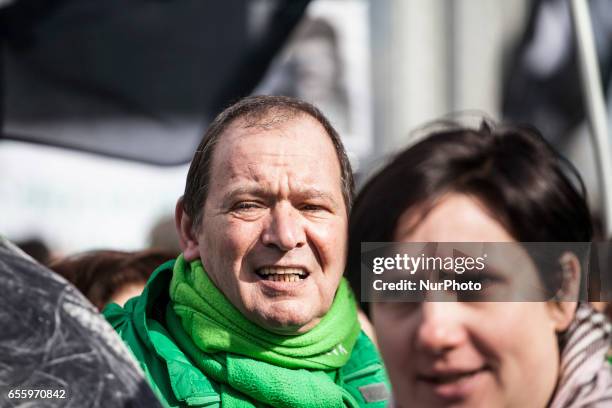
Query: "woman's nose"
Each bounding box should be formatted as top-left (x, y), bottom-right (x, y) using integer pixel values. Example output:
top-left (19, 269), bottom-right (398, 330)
top-left (415, 302), bottom-right (468, 355)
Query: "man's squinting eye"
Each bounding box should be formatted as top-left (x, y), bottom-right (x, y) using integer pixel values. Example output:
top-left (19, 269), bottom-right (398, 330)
top-left (300, 203), bottom-right (328, 212)
top-left (232, 201), bottom-right (265, 211)
top-left (301, 204), bottom-right (321, 211)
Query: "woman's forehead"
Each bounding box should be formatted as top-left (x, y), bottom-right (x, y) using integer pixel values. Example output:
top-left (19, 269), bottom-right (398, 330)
top-left (394, 194), bottom-right (515, 243)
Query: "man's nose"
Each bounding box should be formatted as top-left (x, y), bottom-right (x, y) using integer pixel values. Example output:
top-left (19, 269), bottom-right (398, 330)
top-left (415, 302), bottom-right (468, 355)
top-left (261, 204), bottom-right (306, 251)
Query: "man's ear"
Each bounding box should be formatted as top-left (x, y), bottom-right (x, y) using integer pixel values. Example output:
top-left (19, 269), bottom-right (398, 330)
top-left (547, 252), bottom-right (580, 332)
top-left (175, 196), bottom-right (201, 261)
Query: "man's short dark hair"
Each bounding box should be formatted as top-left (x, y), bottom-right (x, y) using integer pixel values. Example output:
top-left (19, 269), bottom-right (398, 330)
top-left (182, 95), bottom-right (354, 230)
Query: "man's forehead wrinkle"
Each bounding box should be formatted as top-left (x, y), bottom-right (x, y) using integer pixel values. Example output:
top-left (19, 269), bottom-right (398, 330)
top-left (220, 157), bottom-right (282, 185)
top-left (229, 139), bottom-right (317, 166)
top-left (246, 162), bottom-right (264, 184)
top-left (223, 116), bottom-right (329, 158)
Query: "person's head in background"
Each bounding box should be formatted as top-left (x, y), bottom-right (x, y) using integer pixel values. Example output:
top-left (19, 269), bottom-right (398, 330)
top-left (148, 215), bottom-right (182, 255)
top-left (346, 121), bottom-right (610, 407)
top-left (15, 237), bottom-right (51, 265)
top-left (50, 248), bottom-right (177, 311)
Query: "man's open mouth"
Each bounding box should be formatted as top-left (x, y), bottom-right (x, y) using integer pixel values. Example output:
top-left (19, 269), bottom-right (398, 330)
top-left (255, 267), bottom-right (308, 282)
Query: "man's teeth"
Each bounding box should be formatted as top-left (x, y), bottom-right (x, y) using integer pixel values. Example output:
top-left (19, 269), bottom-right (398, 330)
top-left (266, 274), bottom-right (301, 282)
top-left (257, 267), bottom-right (307, 282)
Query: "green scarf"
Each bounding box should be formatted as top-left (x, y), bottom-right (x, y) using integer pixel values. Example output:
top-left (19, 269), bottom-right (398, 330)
top-left (167, 255), bottom-right (361, 408)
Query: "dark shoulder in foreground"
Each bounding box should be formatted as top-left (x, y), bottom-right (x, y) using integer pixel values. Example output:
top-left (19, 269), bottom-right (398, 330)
top-left (0, 237), bottom-right (162, 407)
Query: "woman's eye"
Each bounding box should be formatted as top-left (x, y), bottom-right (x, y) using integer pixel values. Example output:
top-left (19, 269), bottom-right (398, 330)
top-left (475, 270), bottom-right (504, 286)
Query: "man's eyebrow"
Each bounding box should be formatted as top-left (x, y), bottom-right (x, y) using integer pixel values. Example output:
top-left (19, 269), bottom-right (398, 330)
top-left (292, 187), bottom-right (343, 211)
top-left (222, 186), bottom-right (270, 202)
top-left (295, 188), bottom-right (338, 203)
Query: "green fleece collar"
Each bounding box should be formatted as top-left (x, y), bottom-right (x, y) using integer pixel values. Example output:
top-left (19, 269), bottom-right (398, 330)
top-left (106, 260), bottom-right (220, 405)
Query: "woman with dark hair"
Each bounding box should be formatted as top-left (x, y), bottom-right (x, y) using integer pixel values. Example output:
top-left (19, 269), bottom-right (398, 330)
top-left (50, 248), bottom-right (177, 311)
top-left (346, 122), bottom-right (612, 407)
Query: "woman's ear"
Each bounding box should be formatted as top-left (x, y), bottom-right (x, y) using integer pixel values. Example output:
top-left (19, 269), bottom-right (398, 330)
top-left (547, 252), bottom-right (580, 331)
top-left (175, 196), bottom-right (201, 261)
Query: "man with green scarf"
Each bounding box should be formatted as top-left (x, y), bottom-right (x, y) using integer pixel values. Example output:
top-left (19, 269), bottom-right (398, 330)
top-left (104, 95), bottom-right (389, 407)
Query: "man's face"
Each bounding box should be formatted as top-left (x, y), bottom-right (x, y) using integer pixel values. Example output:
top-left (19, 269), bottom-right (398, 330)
top-left (188, 114), bottom-right (348, 334)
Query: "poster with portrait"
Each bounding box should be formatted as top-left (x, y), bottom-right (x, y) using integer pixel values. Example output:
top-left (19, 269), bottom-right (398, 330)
top-left (255, 0), bottom-right (373, 169)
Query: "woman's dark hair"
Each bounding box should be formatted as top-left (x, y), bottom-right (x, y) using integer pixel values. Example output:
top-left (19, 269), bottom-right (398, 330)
top-left (346, 121), bottom-right (593, 303)
top-left (50, 248), bottom-right (177, 311)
